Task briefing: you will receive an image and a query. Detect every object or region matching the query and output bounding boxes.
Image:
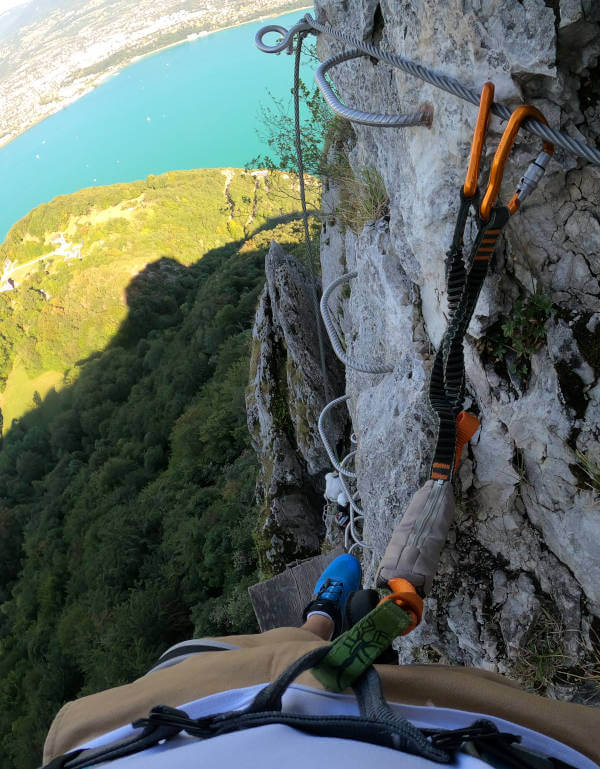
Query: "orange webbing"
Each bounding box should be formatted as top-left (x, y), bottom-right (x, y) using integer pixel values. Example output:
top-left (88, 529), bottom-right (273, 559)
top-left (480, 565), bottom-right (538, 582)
top-left (431, 461), bottom-right (450, 481)
top-left (454, 411), bottom-right (481, 475)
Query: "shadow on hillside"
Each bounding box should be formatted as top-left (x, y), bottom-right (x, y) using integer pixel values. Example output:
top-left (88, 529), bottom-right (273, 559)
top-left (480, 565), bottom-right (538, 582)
top-left (0, 218), bottom-right (314, 769)
top-left (249, 210), bottom-right (309, 238)
top-left (0, 216), bottom-right (304, 498)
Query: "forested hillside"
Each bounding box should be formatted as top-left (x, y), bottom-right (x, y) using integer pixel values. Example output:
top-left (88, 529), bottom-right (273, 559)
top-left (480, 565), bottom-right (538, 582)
top-left (0, 168), bottom-right (318, 768)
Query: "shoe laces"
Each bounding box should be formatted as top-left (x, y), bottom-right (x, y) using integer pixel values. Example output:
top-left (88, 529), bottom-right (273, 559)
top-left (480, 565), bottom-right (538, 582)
top-left (317, 578), bottom-right (344, 601)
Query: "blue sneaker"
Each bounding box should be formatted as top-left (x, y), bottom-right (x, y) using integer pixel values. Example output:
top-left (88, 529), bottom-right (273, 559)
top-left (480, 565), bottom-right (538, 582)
top-left (302, 553), bottom-right (362, 638)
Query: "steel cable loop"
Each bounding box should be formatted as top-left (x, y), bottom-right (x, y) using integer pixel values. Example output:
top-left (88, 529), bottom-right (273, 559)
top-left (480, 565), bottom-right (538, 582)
top-left (321, 274), bottom-right (394, 374)
top-left (254, 20), bottom-right (313, 53)
top-left (318, 395), bottom-right (357, 478)
top-left (340, 451), bottom-right (372, 549)
top-left (305, 13), bottom-right (600, 165)
top-left (345, 515), bottom-right (365, 552)
top-left (256, 14), bottom-right (600, 166)
top-left (316, 50), bottom-right (432, 127)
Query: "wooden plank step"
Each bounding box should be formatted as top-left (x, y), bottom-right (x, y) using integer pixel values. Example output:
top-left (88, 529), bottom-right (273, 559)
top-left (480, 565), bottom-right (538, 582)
top-left (248, 546), bottom-right (345, 632)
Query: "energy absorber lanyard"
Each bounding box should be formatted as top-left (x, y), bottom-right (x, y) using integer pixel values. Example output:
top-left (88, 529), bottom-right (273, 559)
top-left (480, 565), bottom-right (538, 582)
top-left (428, 82), bottom-right (554, 481)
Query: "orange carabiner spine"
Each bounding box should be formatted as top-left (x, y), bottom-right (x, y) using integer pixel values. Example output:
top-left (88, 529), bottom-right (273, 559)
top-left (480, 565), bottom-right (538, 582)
top-left (480, 105), bottom-right (554, 221)
top-left (378, 578), bottom-right (424, 635)
top-left (463, 82), bottom-right (495, 198)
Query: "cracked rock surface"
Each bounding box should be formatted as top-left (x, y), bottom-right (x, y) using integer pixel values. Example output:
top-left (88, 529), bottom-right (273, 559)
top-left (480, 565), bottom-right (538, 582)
top-left (315, 0), bottom-right (600, 697)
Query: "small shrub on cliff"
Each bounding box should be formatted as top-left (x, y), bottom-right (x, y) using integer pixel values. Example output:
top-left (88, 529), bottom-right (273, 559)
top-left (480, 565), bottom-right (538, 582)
top-left (249, 73), bottom-right (330, 177)
top-left (573, 450), bottom-right (600, 497)
top-left (340, 165), bottom-right (389, 233)
top-left (482, 293), bottom-right (554, 382)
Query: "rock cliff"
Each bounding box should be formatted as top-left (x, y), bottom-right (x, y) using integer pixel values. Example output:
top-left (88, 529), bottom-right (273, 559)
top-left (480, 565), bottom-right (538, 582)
top-left (246, 242), bottom-right (346, 576)
top-left (313, 0), bottom-right (600, 695)
top-left (248, 0), bottom-right (599, 697)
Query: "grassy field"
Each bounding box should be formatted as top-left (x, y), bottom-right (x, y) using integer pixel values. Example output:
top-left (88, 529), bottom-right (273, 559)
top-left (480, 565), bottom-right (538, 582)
top-left (0, 361), bottom-right (63, 433)
top-left (0, 167), bottom-right (318, 427)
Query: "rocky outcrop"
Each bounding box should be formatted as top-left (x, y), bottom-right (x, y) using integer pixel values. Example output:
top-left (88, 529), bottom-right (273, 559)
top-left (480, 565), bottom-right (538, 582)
top-left (246, 242), bottom-right (346, 576)
top-left (315, 0), bottom-right (600, 695)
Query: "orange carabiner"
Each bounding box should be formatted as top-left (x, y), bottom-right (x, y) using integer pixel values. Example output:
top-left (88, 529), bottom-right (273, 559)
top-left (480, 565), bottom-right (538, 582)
top-left (463, 82), bottom-right (495, 198)
top-left (454, 410), bottom-right (481, 475)
top-left (480, 105), bottom-right (554, 221)
top-left (378, 578), bottom-right (424, 635)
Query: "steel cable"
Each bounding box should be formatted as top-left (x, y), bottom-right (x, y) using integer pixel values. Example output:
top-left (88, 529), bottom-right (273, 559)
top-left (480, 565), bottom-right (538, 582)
top-left (256, 15), bottom-right (600, 166)
top-left (294, 32), bottom-right (332, 404)
top-left (339, 450), bottom-right (371, 551)
top-left (316, 50), bottom-right (432, 128)
top-left (321, 273), bottom-right (394, 374)
top-left (318, 395), bottom-right (357, 478)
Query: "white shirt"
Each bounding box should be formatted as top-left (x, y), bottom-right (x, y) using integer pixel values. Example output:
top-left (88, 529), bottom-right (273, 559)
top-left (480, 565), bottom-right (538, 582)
top-left (72, 682), bottom-right (598, 769)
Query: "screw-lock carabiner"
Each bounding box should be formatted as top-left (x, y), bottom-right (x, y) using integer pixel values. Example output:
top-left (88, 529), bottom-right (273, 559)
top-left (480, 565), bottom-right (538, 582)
top-left (480, 105), bottom-right (554, 221)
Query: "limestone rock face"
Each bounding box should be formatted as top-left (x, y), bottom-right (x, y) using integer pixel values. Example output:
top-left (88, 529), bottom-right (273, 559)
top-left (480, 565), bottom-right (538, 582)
top-left (246, 242), bottom-right (346, 575)
top-left (314, 0), bottom-right (600, 693)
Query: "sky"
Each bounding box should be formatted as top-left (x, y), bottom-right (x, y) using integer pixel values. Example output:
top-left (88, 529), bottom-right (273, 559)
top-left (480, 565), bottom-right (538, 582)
top-left (0, 0), bottom-right (29, 12)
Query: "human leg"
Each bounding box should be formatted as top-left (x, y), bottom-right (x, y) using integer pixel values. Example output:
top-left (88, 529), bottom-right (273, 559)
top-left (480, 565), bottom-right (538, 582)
top-left (300, 612), bottom-right (335, 640)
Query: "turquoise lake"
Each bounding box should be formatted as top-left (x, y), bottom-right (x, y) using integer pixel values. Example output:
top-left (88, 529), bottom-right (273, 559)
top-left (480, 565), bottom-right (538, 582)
top-left (0, 9), bottom-right (313, 243)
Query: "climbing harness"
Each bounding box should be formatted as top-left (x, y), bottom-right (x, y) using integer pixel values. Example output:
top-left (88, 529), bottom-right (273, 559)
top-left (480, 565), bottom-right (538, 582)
top-left (43, 642), bottom-right (543, 769)
top-left (42, 635), bottom-right (582, 769)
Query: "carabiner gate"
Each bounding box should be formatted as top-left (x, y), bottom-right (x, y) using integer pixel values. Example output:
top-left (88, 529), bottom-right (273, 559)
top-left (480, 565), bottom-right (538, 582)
top-left (480, 105), bottom-right (554, 221)
top-left (463, 82), bottom-right (495, 199)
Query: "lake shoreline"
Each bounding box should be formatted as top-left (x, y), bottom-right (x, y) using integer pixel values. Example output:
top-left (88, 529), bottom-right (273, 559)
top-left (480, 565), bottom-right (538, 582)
top-left (0, 9), bottom-right (316, 243)
top-left (127, 5), bottom-right (313, 69)
top-left (0, 4), bottom-right (312, 152)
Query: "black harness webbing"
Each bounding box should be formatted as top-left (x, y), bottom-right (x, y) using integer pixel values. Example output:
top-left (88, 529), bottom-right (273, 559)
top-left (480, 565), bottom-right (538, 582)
top-left (41, 645), bottom-right (533, 769)
top-left (428, 192), bottom-right (510, 480)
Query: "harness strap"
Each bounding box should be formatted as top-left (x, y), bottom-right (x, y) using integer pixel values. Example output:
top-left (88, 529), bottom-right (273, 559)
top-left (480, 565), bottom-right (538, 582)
top-left (353, 665), bottom-right (447, 758)
top-left (41, 641), bottom-right (579, 769)
top-left (41, 645), bottom-right (452, 768)
top-left (41, 719), bottom-right (181, 768)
